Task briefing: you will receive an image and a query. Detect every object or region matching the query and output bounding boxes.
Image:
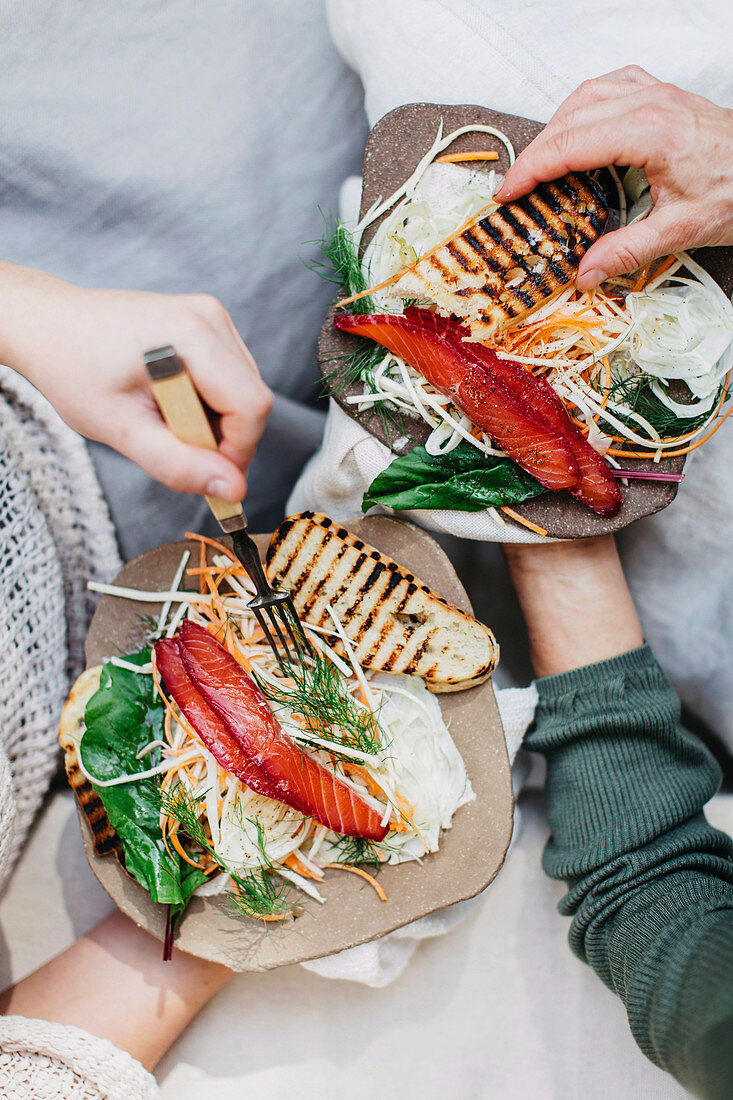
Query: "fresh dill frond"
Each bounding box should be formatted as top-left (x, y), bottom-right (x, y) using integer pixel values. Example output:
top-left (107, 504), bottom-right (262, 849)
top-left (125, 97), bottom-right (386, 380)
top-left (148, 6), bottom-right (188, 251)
top-left (327, 833), bottom-right (383, 873)
top-left (160, 784), bottom-right (290, 918)
top-left (320, 339), bottom-right (385, 396)
top-left (312, 215), bottom-right (408, 441)
top-left (255, 648), bottom-right (385, 760)
top-left (226, 866), bottom-right (288, 921)
top-left (320, 344), bottom-right (407, 440)
top-left (310, 215), bottom-right (374, 312)
top-left (606, 368), bottom-right (723, 440)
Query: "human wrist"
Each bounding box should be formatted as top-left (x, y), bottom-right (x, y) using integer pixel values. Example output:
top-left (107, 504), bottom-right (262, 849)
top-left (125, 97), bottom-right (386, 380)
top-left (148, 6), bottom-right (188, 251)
top-left (0, 261), bottom-right (71, 384)
top-left (502, 536), bottom-right (643, 678)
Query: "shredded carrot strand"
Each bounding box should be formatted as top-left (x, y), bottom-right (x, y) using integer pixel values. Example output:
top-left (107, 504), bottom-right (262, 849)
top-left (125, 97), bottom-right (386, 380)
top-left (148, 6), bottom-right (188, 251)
top-left (501, 507), bottom-right (548, 537)
top-left (185, 530), bottom-right (240, 566)
top-left (436, 151), bottom-right (499, 163)
top-left (168, 825), bottom-right (206, 869)
top-left (187, 563), bottom-right (245, 580)
top-left (324, 862), bottom-right (387, 901)
top-left (284, 853), bottom-right (323, 881)
top-left (198, 537), bottom-right (207, 595)
top-left (336, 200), bottom-right (496, 308)
top-left (631, 263), bottom-right (651, 293)
top-left (230, 881), bottom-right (287, 922)
top-left (347, 763), bottom-right (388, 803)
top-left (633, 253), bottom-right (676, 292)
top-left (160, 818), bottom-right (179, 865)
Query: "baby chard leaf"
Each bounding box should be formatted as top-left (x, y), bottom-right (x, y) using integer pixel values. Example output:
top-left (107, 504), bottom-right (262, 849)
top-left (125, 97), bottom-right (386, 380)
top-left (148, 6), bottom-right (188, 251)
top-left (363, 441), bottom-right (544, 513)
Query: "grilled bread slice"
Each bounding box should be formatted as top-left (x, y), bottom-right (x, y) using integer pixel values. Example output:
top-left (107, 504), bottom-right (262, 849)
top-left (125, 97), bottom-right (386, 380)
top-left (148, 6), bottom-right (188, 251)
top-left (265, 512), bottom-right (499, 692)
top-left (389, 172), bottom-right (607, 338)
top-left (59, 665), bottom-right (123, 861)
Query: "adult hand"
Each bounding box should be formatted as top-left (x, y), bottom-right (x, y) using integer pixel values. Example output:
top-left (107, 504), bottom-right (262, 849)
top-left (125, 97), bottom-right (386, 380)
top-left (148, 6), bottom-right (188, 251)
top-left (494, 67), bottom-right (733, 289)
top-left (0, 263), bottom-right (272, 501)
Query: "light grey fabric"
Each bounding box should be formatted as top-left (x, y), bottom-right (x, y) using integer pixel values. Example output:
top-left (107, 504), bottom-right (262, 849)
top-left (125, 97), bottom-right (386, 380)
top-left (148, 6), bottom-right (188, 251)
top-left (0, 0), bottom-right (367, 559)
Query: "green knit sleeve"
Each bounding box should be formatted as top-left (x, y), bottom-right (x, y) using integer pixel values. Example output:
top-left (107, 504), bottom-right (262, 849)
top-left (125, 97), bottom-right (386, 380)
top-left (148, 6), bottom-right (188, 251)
top-left (525, 644), bottom-right (733, 1099)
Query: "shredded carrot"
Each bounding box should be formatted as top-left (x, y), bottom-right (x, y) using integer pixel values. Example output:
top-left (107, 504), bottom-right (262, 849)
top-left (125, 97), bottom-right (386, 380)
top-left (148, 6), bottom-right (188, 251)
top-left (168, 825), bottom-right (206, 869)
top-left (284, 853), bottom-right (324, 881)
top-left (161, 820), bottom-right (177, 864)
top-left (336, 200), bottom-right (496, 308)
top-left (347, 763), bottom-right (388, 803)
top-left (631, 263), bottom-right (651, 293)
top-left (185, 530), bottom-right (240, 566)
top-left (198, 537), bottom-right (207, 595)
top-left (501, 507), bottom-right (548, 536)
top-left (186, 563), bottom-right (244, 580)
top-left (631, 253), bottom-right (677, 293)
top-left (230, 881), bottom-right (287, 922)
top-left (436, 151), bottom-right (499, 163)
top-left (324, 862), bottom-right (387, 901)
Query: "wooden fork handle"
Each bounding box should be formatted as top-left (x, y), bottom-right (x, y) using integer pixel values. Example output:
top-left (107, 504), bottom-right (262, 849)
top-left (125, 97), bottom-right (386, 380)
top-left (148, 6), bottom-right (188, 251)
top-left (144, 345), bottom-right (244, 528)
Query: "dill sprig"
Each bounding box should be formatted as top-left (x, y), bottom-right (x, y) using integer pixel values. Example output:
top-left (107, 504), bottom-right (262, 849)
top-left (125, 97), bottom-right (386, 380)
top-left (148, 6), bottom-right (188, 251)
top-left (160, 784), bottom-right (290, 918)
top-left (606, 369), bottom-right (723, 440)
top-left (313, 217), bottom-right (407, 440)
top-left (310, 215), bottom-right (374, 312)
top-left (255, 648), bottom-right (385, 760)
top-left (327, 833), bottom-right (383, 873)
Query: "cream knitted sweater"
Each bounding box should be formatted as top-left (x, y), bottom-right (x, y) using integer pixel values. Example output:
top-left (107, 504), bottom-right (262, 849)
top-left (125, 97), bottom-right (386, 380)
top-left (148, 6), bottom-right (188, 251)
top-left (0, 369), bottom-right (159, 1096)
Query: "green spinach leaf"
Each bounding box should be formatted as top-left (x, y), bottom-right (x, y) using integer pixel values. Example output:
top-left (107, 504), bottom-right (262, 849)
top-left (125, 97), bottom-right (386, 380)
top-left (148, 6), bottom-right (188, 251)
top-left (363, 442), bottom-right (544, 513)
top-left (81, 650), bottom-right (194, 907)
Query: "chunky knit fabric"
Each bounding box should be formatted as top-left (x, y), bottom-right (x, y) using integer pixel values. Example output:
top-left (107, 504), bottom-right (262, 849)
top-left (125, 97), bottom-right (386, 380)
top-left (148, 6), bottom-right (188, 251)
top-left (0, 366), bottom-right (121, 882)
top-left (0, 372), bottom-right (157, 1094)
top-left (0, 1017), bottom-right (158, 1099)
top-left (527, 646), bottom-right (733, 1099)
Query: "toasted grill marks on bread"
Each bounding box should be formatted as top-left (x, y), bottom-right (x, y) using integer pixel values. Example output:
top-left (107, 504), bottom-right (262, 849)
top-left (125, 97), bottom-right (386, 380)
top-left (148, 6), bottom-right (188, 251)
top-left (265, 513), bottom-right (499, 693)
top-left (59, 666), bottom-right (123, 861)
top-left (392, 173), bottom-right (607, 337)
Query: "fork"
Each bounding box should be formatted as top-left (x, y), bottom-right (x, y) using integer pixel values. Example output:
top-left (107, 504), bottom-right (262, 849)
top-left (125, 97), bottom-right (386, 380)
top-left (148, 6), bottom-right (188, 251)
top-left (144, 345), bottom-right (310, 671)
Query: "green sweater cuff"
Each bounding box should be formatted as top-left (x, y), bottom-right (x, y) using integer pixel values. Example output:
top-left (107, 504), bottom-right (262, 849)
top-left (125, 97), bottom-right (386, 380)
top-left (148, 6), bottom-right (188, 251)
top-left (534, 643), bottom-right (659, 702)
top-left (525, 642), bottom-right (726, 880)
top-left (523, 642), bottom-right (733, 1099)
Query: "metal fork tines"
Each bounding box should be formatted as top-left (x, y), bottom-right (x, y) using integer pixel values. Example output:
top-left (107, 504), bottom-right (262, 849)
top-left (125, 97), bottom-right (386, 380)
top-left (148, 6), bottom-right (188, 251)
top-left (227, 523), bottom-right (312, 673)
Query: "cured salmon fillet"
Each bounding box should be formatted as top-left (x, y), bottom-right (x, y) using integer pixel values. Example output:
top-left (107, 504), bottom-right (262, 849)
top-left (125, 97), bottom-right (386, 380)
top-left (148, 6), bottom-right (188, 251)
top-left (155, 638), bottom-right (284, 802)
top-left (403, 309), bottom-right (621, 516)
top-left (177, 621), bottom-right (388, 841)
top-left (334, 311), bottom-right (581, 493)
top-left (388, 174), bottom-right (608, 338)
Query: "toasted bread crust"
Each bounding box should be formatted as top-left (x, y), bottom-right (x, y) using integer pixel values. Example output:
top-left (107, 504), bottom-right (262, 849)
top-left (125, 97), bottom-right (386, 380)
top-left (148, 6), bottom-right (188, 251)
top-left (59, 666), bottom-right (123, 860)
top-left (394, 173), bottom-right (608, 337)
top-left (266, 512), bottom-right (499, 692)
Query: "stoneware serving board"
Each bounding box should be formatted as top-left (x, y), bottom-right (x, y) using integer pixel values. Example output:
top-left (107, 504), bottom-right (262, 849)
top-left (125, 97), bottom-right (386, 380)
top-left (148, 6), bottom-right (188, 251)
top-left (319, 102), bottom-right (732, 539)
top-left (80, 515), bottom-right (513, 971)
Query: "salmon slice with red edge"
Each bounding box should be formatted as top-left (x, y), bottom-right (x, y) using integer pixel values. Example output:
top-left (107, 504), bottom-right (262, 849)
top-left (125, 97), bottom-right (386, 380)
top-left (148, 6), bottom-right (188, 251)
top-left (334, 311), bottom-right (580, 492)
top-left (177, 620), bottom-right (388, 841)
top-left (155, 637), bottom-right (285, 802)
top-left (403, 308), bottom-right (621, 516)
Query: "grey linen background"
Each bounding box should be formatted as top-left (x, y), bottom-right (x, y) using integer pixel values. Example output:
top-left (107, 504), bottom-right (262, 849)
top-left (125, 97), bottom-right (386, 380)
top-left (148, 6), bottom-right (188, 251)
top-left (0, 0), bottom-right (367, 558)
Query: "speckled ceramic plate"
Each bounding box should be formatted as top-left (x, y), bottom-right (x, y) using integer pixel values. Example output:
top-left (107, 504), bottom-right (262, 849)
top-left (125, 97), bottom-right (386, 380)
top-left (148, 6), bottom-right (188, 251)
top-left (319, 102), bottom-right (731, 539)
top-left (76, 516), bottom-right (512, 971)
